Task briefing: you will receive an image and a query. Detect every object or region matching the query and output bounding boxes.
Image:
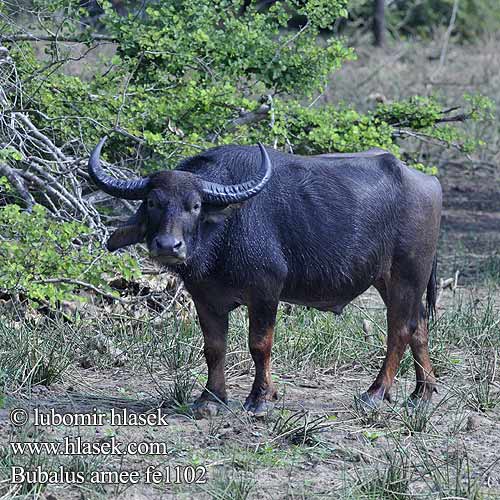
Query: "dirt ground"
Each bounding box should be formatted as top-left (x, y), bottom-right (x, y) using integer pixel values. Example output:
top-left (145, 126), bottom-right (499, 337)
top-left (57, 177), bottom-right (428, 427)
top-left (2, 324), bottom-right (500, 499)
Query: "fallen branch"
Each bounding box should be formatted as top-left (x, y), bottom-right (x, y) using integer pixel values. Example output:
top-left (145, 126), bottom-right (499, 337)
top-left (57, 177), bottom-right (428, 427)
top-left (0, 44), bottom-right (107, 234)
top-left (15, 112), bottom-right (68, 162)
top-left (0, 33), bottom-right (116, 44)
top-left (0, 162), bottom-right (35, 209)
top-left (18, 170), bottom-right (85, 218)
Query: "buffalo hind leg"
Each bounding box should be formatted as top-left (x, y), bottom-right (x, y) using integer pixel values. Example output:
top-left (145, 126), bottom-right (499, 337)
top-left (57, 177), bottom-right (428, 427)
top-left (191, 301), bottom-right (228, 418)
top-left (361, 287), bottom-right (418, 408)
top-left (244, 299), bottom-right (279, 415)
top-left (409, 305), bottom-right (436, 404)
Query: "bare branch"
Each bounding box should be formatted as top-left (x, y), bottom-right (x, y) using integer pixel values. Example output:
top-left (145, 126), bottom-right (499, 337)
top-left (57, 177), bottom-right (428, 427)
top-left (0, 162), bottom-right (35, 209)
top-left (14, 112), bottom-right (68, 161)
top-left (226, 103), bottom-right (271, 129)
top-left (438, 0), bottom-right (460, 70)
top-left (206, 102), bottom-right (271, 142)
top-left (0, 33), bottom-right (116, 43)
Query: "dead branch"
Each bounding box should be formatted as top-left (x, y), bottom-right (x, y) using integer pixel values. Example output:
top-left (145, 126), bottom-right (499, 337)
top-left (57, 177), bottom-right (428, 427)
top-left (0, 33), bottom-right (116, 43)
top-left (0, 162), bottom-right (35, 209)
top-left (225, 103), bottom-right (271, 130)
top-left (0, 43), bottom-right (107, 235)
top-left (15, 113), bottom-right (68, 162)
top-left (438, 0), bottom-right (460, 71)
top-left (207, 102), bottom-right (271, 142)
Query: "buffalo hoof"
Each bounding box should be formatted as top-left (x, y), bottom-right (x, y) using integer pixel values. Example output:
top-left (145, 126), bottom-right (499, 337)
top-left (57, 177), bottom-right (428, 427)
top-left (408, 384), bottom-right (436, 409)
top-left (243, 398), bottom-right (275, 417)
top-left (191, 400), bottom-right (223, 420)
top-left (243, 385), bottom-right (278, 417)
top-left (356, 390), bottom-right (388, 413)
top-left (407, 389), bottom-right (435, 411)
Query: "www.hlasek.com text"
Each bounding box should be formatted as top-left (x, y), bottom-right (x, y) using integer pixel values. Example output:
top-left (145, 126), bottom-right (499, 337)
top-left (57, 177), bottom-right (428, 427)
top-left (10, 436), bottom-right (169, 456)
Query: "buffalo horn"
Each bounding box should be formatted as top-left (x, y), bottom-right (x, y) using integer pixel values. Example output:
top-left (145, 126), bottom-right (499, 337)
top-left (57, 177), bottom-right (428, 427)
top-left (200, 143), bottom-right (273, 205)
top-left (88, 137), bottom-right (150, 200)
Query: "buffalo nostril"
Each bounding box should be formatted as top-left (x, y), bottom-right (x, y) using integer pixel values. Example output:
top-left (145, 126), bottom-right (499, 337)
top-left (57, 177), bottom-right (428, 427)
top-left (172, 240), bottom-right (186, 257)
top-left (155, 238), bottom-right (167, 250)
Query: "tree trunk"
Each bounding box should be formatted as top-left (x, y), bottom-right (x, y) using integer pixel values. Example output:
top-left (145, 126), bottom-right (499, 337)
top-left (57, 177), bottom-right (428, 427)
top-left (373, 0), bottom-right (386, 47)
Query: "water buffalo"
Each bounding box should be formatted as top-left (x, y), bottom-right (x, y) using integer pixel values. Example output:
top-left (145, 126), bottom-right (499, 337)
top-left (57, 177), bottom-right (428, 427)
top-left (88, 138), bottom-right (441, 416)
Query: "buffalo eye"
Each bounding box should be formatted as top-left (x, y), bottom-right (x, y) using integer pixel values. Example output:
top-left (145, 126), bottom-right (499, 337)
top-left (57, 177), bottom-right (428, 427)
top-left (191, 202), bottom-right (201, 213)
top-left (147, 198), bottom-right (157, 210)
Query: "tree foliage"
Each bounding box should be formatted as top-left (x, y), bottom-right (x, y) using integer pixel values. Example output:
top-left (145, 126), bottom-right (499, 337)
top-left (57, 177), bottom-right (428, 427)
top-left (0, 197), bottom-right (139, 307)
top-left (394, 0), bottom-right (500, 40)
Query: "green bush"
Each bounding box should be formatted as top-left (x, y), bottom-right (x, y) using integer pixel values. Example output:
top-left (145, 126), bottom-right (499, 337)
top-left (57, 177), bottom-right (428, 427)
top-left (0, 202), bottom-right (139, 307)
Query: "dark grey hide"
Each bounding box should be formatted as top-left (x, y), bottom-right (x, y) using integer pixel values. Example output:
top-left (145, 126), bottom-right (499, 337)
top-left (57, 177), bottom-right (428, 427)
top-left (93, 143), bottom-right (442, 416)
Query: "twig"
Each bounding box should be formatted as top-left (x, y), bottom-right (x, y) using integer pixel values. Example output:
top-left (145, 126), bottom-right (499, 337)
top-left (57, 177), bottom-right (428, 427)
top-left (393, 128), bottom-right (467, 153)
top-left (32, 278), bottom-right (129, 304)
top-left (114, 55), bottom-right (144, 130)
top-left (271, 21), bottom-right (310, 63)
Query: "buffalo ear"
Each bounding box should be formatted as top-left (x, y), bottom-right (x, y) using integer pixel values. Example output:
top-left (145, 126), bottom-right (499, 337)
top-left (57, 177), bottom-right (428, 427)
top-left (202, 203), bottom-right (242, 224)
top-left (107, 203), bottom-right (147, 251)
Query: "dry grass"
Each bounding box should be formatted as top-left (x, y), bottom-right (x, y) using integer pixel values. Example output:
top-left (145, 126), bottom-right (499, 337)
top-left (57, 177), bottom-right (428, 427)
top-left (0, 283), bottom-right (499, 499)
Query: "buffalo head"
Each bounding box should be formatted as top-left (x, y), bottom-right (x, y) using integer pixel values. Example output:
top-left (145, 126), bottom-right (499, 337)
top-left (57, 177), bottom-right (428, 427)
top-left (88, 137), bottom-right (272, 265)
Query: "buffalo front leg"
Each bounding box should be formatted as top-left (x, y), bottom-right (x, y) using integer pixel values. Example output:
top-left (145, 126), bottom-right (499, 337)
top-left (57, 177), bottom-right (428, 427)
top-left (244, 299), bottom-right (279, 415)
top-left (192, 301), bottom-right (228, 418)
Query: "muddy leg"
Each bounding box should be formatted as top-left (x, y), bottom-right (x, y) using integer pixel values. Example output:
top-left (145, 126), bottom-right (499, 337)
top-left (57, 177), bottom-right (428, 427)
top-left (409, 306), bottom-right (436, 403)
top-left (244, 299), bottom-right (278, 415)
top-left (192, 301), bottom-right (228, 417)
top-left (361, 290), bottom-right (417, 408)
